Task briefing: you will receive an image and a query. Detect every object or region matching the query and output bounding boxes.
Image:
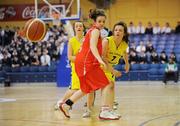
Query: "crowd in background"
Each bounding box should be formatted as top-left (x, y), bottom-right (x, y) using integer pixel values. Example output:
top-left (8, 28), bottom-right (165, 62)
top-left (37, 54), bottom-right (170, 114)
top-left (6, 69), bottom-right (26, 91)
top-left (128, 41), bottom-right (177, 64)
top-left (0, 21), bottom-right (180, 68)
top-left (127, 21), bottom-right (180, 35)
top-left (0, 24), bottom-right (67, 68)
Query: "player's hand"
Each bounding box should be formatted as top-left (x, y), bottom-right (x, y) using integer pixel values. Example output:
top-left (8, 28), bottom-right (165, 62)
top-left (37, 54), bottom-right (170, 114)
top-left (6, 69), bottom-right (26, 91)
top-left (113, 70), bottom-right (122, 78)
top-left (99, 60), bottom-right (107, 70)
top-left (124, 63), bottom-right (130, 73)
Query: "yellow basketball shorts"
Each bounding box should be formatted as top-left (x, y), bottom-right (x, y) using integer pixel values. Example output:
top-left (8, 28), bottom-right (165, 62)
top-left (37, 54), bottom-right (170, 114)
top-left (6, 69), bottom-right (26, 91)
top-left (105, 71), bottom-right (115, 82)
top-left (70, 72), bottom-right (80, 90)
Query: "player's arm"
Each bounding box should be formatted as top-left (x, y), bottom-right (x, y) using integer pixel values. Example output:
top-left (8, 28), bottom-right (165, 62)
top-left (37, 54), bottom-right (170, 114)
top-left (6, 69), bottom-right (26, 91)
top-left (102, 38), bottom-right (113, 71)
top-left (67, 40), bottom-right (76, 62)
top-left (102, 38), bottom-right (121, 77)
top-left (123, 50), bottom-right (130, 73)
top-left (90, 29), bottom-right (106, 68)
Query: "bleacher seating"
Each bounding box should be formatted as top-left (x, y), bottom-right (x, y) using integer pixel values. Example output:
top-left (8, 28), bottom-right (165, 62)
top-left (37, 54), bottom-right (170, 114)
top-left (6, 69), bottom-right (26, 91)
top-left (3, 65), bottom-right (57, 83)
top-left (0, 71), bottom-right (5, 83)
top-left (0, 34), bottom-right (179, 83)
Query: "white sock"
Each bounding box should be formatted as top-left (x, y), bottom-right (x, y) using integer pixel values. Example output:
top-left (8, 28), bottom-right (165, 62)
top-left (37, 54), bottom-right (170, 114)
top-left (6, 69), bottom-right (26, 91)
top-left (101, 106), bottom-right (110, 111)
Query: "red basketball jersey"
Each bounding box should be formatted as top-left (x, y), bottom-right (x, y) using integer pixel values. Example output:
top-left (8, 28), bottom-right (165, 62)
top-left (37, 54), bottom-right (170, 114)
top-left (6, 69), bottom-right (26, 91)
top-left (75, 25), bottom-right (102, 76)
top-left (75, 25), bottom-right (109, 93)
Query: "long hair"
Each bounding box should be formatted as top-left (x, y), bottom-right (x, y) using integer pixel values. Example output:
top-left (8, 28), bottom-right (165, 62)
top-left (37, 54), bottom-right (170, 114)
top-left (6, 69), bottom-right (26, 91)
top-left (113, 21), bottom-right (129, 44)
top-left (89, 9), bottom-right (106, 21)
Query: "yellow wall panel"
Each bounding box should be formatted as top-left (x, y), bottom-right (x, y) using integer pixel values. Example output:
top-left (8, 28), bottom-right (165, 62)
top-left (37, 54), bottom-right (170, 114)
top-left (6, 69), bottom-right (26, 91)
top-left (114, 1), bottom-right (137, 18)
top-left (158, 0), bottom-right (180, 17)
top-left (136, 0), bottom-right (158, 18)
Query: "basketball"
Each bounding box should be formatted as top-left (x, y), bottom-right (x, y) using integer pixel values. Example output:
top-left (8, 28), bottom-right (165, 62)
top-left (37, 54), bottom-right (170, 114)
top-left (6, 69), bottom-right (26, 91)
top-left (25, 18), bottom-right (46, 42)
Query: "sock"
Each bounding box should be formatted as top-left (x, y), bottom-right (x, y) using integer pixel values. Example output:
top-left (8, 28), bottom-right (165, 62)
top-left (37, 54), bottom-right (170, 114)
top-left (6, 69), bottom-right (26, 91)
top-left (101, 105), bottom-right (110, 111)
top-left (65, 99), bottom-right (74, 106)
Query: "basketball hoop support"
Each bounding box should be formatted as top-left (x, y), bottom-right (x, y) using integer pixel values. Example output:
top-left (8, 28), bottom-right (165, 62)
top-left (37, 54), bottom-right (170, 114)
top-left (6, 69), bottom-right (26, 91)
top-left (35, 0), bottom-right (38, 18)
top-left (43, 0), bottom-right (61, 15)
top-left (35, 0), bottom-right (80, 21)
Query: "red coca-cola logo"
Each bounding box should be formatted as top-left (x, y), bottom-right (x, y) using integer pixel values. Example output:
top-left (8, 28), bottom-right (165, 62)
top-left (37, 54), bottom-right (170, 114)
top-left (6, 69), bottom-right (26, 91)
top-left (22, 5), bottom-right (49, 19)
top-left (22, 6), bottom-right (35, 19)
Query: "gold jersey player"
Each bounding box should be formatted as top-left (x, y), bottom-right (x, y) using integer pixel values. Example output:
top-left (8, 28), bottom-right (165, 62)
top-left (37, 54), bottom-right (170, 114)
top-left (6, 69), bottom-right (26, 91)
top-left (102, 21), bottom-right (130, 115)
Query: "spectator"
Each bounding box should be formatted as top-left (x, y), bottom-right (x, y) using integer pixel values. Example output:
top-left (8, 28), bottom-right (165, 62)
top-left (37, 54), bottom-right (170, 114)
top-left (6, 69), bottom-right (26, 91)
top-left (145, 22), bottom-right (153, 34)
top-left (136, 21), bottom-right (145, 34)
top-left (51, 49), bottom-right (60, 61)
top-left (136, 41), bottom-right (146, 53)
top-left (163, 58), bottom-right (178, 84)
top-left (161, 22), bottom-right (171, 34)
top-left (146, 41), bottom-right (154, 53)
top-left (150, 50), bottom-right (159, 64)
top-left (153, 22), bottom-right (161, 34)
top-left (0, 27), bottom-right (5, 46)
top-left (40, 49), bottom-right (51, 66)
top-left (11, 56), bottom-right (20, 68)
top-left (21, 55), bottom-right (30, 66)
top-left (2, 51), bottom-right (11, 67)
top-left (4, 26), bottom-right (11, 46)
top-left (160, 51), bottom-right (168, 64)
top-left (138, 52), bottom-right (147, 64)
top-left (129, 42), bottom-right (136, 52)
top-left (175, 21), bottom-right (180, 34)
top-left (31, 53), bottom-right (40, 66)
top-left (129, 50), bottom-right (138, 64)
top-left (169, 52), bottom-right (177, 62)
top-left (0, 49), bottom-right (3, 66)
top-left (43, 27), bottom-right (51, 41)
top-left (128, 21), bottom-right (136, 34)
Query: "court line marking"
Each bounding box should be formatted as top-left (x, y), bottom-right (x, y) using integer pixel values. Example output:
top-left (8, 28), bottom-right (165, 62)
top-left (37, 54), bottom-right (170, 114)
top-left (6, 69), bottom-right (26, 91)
top-left (0, 98), bottom-right (16, 103)
top-left (0, 118), bottom-right (80, 126)
top-left (138, 112), bottom-right (180, 126)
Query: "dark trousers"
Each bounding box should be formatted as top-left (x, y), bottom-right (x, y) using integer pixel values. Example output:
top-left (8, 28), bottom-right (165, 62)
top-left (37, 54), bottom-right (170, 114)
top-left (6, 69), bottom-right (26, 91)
top-left (163, 71), bottom-right (179, 83)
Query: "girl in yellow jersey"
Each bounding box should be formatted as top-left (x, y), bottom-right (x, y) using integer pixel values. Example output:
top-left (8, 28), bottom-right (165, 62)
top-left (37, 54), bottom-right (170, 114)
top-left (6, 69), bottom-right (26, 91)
top-left (55, 21), bottom-right (95, 113)
top-left (102, 21), bottom-right (130, 116)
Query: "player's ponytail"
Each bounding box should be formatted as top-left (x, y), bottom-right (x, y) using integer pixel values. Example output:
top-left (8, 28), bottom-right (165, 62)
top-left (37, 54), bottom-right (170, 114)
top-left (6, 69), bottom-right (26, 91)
top-left (89, 9), bottom-right (106, 21)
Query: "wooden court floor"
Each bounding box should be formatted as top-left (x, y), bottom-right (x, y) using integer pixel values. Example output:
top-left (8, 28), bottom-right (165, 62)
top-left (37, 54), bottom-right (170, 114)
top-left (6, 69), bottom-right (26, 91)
top-left (0, 81), bottom-right (180, 126)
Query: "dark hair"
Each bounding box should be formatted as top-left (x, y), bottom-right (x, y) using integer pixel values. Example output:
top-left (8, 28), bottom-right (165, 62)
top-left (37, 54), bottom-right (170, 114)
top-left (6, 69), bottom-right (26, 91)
top-left (89, 9), bottom-right (106, 21)
top-left (73, 21), bottom-right (86, 35)
top-left (113, 21), bottom-right (129, 44)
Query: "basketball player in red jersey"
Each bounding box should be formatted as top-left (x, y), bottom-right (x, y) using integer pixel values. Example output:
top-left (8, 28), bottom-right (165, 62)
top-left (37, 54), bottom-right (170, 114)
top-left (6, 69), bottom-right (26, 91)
top-left (59, 9), bottom-right (120, 120)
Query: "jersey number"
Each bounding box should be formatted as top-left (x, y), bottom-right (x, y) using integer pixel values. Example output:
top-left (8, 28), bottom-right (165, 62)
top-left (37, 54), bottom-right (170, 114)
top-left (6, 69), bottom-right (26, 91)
top-left (111, 56), bottom-right (117, 61)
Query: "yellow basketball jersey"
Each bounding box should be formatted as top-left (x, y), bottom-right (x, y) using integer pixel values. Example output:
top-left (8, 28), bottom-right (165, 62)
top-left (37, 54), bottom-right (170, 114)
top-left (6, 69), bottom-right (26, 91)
top-left (69, 36), bottom-right (82, 89)
top-left (106, 36), bottom-right (128, 66)
top-left (69, 36), bottom-right (82, 69)
top-left (69, 37), bottom-right (82, 58)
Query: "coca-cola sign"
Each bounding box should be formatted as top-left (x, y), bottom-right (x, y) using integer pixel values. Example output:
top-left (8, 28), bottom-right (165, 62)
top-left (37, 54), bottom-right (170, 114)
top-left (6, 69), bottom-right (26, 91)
top-left (0, 4), bottom-right (67, 21)
top-left (22, 6), bottom-right (36, 19)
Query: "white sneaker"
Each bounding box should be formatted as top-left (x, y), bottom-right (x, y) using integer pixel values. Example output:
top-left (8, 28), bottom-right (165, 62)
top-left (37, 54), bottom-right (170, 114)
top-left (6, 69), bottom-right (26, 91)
top-left (110, 110), bottom-right (121, 118)
top-left (59, 103), bottom-right (70, 118)
top-left (82, 109), bottom-right (91, 118)
top-left (113, 105), bottom-right (118, 110)
top-left (99, 110), bottom-right (120, 120)
top-left (54, 101), bottom-right (63, 110)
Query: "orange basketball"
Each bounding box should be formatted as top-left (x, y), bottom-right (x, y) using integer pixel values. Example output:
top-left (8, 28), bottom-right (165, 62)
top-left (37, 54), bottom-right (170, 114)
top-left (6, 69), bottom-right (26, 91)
top-left (21, 19), bottom-right (34, 38)
top-left (25, 18), bottom-right (46, 42)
